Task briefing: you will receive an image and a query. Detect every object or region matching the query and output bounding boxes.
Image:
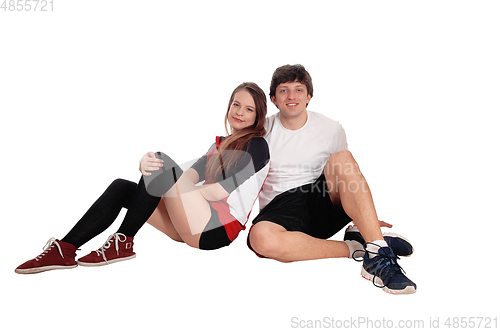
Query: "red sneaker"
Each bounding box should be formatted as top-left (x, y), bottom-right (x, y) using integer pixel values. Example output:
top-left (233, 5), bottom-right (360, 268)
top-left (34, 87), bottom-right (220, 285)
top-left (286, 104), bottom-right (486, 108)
top-left (15, 238), bottom-right (78, 274)
top-left (78, 233), bottom-right (136, 266)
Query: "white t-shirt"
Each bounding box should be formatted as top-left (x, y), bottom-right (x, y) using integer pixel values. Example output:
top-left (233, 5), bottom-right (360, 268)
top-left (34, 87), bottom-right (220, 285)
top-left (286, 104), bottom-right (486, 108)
top-left (259, 111), bottom-right (348, 209)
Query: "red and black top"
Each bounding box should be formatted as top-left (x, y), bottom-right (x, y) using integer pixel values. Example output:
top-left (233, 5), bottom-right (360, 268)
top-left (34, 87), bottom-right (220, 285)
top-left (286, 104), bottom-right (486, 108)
top-left (190, 136), bottom-right (270, 241)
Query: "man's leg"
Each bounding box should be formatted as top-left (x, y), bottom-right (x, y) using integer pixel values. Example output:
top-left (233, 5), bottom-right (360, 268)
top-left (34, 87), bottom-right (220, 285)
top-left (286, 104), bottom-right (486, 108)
top-left (248, 150), bottom-right (384, 262)
top-left (323, 150), bottom-right (384, 243)
top-left (248, 150), bottom-right (416, 293)
top-left (324, 151), bottom-right (417, 294)
top-left (249, 222), bottom-right (350, 262)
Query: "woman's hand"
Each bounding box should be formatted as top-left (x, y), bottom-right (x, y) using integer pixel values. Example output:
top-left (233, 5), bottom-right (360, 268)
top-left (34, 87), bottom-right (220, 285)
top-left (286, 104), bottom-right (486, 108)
top-left (139, 152), bottom-right (164, 176)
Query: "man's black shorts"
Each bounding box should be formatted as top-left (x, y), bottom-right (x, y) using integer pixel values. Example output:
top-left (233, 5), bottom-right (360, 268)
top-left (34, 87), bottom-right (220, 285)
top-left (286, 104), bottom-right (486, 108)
top-left (252, 173), bottom-right (352, 239)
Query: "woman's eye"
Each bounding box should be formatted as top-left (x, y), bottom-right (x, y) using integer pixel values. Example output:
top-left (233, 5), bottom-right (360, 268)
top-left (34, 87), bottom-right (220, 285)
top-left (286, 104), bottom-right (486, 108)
top-left (247, 108), bottom-right (254, 112)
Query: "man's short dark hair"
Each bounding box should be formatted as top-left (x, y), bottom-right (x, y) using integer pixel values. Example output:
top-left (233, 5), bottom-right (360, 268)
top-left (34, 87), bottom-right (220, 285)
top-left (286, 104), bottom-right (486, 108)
top-left (269, 64), bottom-right (313, 99)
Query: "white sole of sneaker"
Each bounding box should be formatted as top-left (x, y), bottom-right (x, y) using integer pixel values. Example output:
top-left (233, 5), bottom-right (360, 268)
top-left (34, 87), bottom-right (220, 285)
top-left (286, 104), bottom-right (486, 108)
top-left (361, 266), bottom-right (417, 295)
top-left (15, 264), bottom-right (77, 274)
top-left (77, 254), bottom-right (136, 267)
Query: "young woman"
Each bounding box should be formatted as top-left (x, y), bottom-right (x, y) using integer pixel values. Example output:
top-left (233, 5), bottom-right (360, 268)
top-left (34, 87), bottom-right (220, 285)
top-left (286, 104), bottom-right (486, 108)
top-left (15, 82), bottom-right (269, 274)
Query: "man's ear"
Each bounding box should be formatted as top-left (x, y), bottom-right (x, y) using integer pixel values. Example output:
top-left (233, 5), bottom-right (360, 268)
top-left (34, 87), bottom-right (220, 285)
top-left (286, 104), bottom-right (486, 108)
top-left (271, 96), bottom-right (278, 108)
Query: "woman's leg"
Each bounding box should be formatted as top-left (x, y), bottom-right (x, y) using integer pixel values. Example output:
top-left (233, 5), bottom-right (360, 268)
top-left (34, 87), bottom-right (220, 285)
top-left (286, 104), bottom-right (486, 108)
top-left (115, 177), bottom-right (162, 237)
top-left (62, 176), bottom-right (162, 248)
top-left (63, 150), bottom-right (217, 251)
top-left (61, 179), bottom-right (139, 248)
top-left (163, 174), bottom-right (213, 248)
top-left (16, 154), bottom-right (184, 272)
top-left (76, 176), bottom-right (168, 266)
top-left (63, 152), bottom-right (182, 248)
top-left (16, 178), bottom-right (149, 273)
top-left (146, 199), bottom-right (184, 243)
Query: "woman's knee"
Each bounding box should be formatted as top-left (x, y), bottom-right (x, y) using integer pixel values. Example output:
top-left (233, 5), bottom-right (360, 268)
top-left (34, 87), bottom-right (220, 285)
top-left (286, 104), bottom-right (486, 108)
top-left (102, 179), bottom-right (137, 208)
top-left (154, 152), bottom-right (180, 171)
top-left (107, 178), bottom-right (137, 193)
top-left (145, 152), bottom-right (183, 197)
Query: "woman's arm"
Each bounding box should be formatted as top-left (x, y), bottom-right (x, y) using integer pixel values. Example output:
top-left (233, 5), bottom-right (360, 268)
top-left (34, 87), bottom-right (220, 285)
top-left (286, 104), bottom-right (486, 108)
top-left (181, 168), bottom-right (229, 201)
top-left (183, 168), bottom-right (200, 185)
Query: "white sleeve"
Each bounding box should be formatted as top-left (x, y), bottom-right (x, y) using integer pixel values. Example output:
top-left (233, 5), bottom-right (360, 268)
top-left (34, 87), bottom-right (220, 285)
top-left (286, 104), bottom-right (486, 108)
top-left (331, 121), bottom-right (348, 153)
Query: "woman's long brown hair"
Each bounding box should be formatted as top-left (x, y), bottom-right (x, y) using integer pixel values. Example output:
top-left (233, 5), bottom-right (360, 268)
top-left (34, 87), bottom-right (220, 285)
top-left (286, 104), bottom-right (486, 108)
top-left (205, 82), bottom-right (267, 182)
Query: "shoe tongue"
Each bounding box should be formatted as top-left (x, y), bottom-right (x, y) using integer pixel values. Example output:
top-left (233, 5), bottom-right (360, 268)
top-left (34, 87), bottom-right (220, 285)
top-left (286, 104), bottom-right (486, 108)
top-left (379, 246), bottom-right (393, 256)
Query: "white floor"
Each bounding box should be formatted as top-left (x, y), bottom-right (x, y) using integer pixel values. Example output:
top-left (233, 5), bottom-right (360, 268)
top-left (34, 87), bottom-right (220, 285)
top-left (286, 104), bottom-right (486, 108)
top-left (2, 1), bottom-right (499, 331)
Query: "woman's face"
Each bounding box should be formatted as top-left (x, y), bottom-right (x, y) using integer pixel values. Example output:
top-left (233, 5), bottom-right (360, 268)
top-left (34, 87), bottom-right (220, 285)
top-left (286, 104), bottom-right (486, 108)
top-left (227, 89), bottom-right (257, 134)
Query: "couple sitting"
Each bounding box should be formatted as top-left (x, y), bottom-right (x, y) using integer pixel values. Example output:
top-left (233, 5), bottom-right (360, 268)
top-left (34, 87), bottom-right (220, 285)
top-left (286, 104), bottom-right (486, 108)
top-left (15, 64), bottom-right (416, 295)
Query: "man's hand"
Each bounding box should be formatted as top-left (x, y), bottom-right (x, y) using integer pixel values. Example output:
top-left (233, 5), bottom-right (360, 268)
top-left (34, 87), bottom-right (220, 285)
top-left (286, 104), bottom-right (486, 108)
top-left (379, 220), bottom-right (393, 228)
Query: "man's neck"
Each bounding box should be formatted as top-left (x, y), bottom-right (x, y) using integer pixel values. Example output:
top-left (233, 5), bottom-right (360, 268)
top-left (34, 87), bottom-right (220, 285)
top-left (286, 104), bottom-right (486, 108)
top-left (280, 110), bottom-right (308, 130)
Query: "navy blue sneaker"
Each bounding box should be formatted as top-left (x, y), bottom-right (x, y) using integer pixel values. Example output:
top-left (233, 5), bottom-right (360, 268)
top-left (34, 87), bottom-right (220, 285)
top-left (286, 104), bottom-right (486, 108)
top-left (383, 232), bottom-right (414, 257)
top-left (357, 243), bottom-right (417, 294)
top-left (344, 226), bottom-right (414, 257)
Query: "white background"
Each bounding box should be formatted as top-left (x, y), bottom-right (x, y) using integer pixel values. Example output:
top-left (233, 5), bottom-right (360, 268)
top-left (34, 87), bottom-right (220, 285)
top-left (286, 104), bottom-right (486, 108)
top-left (1, 1), bottom-right (499, 331)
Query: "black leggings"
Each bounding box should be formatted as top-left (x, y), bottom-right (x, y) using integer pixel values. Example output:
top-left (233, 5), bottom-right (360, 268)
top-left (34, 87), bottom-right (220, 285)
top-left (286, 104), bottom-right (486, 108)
top-left (61, 153), bottom-right (182, 248)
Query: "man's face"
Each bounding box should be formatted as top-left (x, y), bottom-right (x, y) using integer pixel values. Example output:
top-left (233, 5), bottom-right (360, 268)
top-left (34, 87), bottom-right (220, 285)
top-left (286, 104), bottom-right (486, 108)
top-left (271, 80), bottom-right (311, 120)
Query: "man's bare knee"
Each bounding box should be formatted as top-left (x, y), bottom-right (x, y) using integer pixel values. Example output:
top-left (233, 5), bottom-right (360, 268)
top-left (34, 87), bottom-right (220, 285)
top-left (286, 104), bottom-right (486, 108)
top-left (328, 150), bottom-right (355, 165)
top-left (325, 150), bottom-right (359, 175)
top-left (249, 222), bottom-right (286, 259)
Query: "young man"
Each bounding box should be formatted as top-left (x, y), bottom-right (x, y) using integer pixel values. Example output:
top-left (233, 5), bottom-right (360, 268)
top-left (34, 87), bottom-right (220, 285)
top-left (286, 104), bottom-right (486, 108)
top-left (248, 64), bottom-right (416, 295)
